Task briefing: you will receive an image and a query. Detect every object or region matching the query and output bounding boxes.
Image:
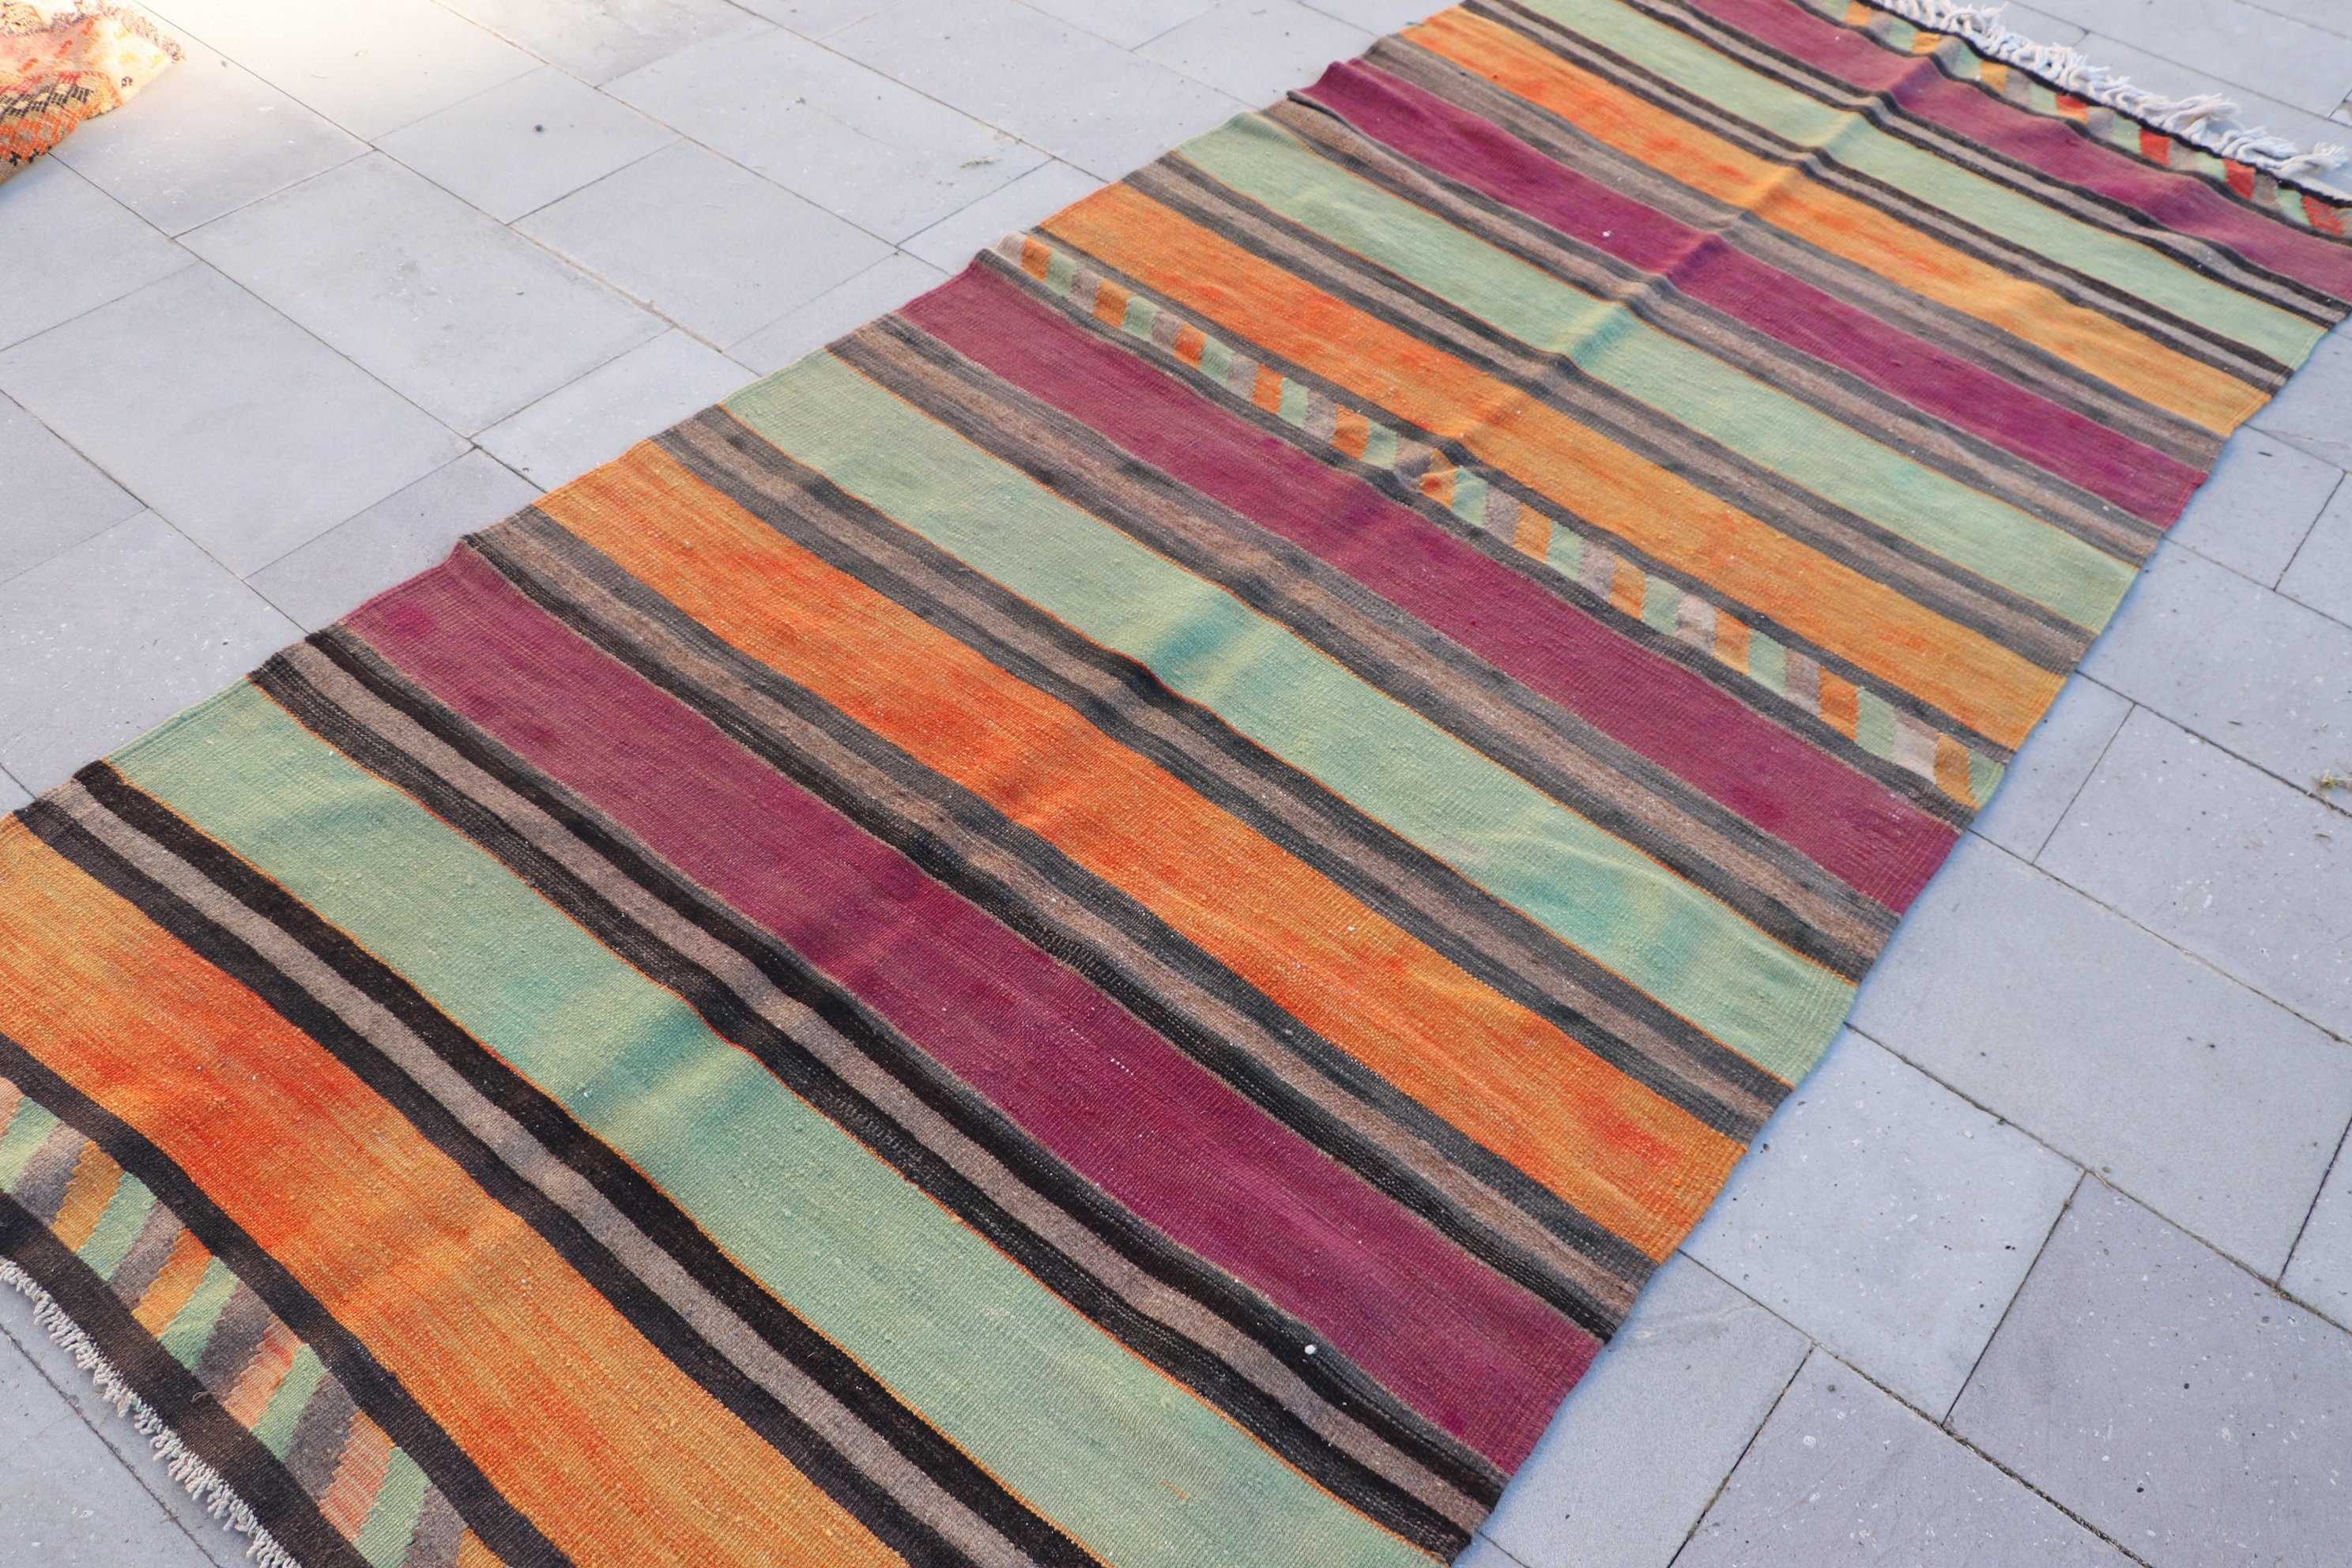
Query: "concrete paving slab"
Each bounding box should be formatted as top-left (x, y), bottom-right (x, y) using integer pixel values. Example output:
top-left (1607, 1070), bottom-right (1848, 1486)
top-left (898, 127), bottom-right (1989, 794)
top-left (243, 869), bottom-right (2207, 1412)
top-left (46, 37), bottom-right (364, 237)
top-left (2041, 708), bottom-right (2352, 1039)
top-left (0, 1404), bottom-right (222, 1568)
top-left (2081, 543), bottom-right (2352, 792)
top-left (1303, 0), bottom-right (1447, 32)
top-left (435, 0), bottom-right (756, 83)
top-left (2256, 326), bottom-right (2352, 469)
top-left (608, 23), bottom-right (1043, 242)
top-left (1966, 675), bottom-right (2130, 861)
top-left (1138, 0), bottom-right (1376, 105)
top-left (479, 329), bottom-right (748, 488)
top-left (249, 451), bottom-right (539, 631)
top-left (2018, 0), bottom-right (2352, 115)
top-left (2285, 1139), bottom-right (2352, 1331)
top-left (729, 251), bottom-right (951, 374)
top-left (0, 1289), bottom-right (248, 1568)
top-left (2163, 427), bottom-right (2344, 587)
top-left (378, 66), bottom-right (677, 223)
top-left (0, 266), bottom-right (463, 576)
top-left (1952, 1185), bottom-right (2352, 1568)
top-left (1478, 1256), bottom-right (1807, 1568)
top-left (2279, 469), bottom-right (2352, 630)
top-left (0, 160), bottom-right (188, 352)
top-left (1679, 1350), bottom-right (2127, 1567)
top-left (1681, 1032), bottom-right (2080, 1419)
top-left (187, 153), bottom-right (661, 434)
top-left (1853, 836), bottom-right (2352, 1277)
top-left (0, 514), bottom-right (298, 793)
top-left (520, 141), bottom-right (891, 347)
top-left (901, 160), bottom-right (1103, 271)
top-left (0, 772), bottom-right (26, 814)
top-left (828, 0), bottom-right (1246, 180)
top-left (738, 0), bottom-right (894, 35)
top-left (142, 0), bottom-right (538, 141)
top-left (1023, 0), bottom-right (1218, 48)
top-left (0, 394), bottom-right (142, 586)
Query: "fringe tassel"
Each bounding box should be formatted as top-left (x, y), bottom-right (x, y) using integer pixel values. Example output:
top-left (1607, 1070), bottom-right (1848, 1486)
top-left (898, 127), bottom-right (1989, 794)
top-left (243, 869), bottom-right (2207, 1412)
top-left (1864, 0), bottom-right (2346, 179)
top-left (0, 1259), bottom-right (296, 1568)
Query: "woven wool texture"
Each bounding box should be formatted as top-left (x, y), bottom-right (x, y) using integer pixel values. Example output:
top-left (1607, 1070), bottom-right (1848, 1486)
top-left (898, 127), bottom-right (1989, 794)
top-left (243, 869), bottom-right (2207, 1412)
top-left (0, 2), bottom-right (175, 179)
top-left (4, 2), bottom-right (2350, 1563)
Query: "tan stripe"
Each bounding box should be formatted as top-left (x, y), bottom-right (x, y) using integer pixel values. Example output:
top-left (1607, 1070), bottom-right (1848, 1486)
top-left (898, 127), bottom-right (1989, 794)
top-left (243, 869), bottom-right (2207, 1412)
top-left (132, 1227), bottom-right (211, 1335)
top-left (49, 1143), bottom-right (123, 1252)
top-left (54, 777), bottom-right (1051, 1568)
top-left (488, 514), bottom-right (1647, 1322)
top-left (282, 639), bottom-right (1494, 1533)
top-left (224, 1317), bottom-right (303, 1427)
top-left (318, 1410), bottom-right (394, 1540)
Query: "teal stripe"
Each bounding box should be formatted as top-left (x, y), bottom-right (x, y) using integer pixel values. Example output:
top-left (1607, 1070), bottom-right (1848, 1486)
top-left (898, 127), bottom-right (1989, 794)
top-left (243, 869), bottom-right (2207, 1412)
top-left (253, 1344), bottom-right (329, 1460)
top-left (1180, 115), bottom-right (2136, 628)
top-left (353, 1447), bottom-right (432, 1568)
top-left (116, 684), bottom-right (1423, 1568)
top-left (76, 1176), bottom-right (157, 1280)
top-left (0, 1099), bottom-right (60, 1189)
top-left (159, 1255), bottom-right (238, 1369)
top-left (1518, 0), bottom-right (2325, 367)
top-left (727, 352), bottom-right (1851, 1079)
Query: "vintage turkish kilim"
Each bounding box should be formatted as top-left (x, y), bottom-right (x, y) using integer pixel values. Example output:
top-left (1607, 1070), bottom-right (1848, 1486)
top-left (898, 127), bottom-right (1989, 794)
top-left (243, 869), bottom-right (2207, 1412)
top-left (0, 2), bottom-right (175, 179)
top-left (3, 1), bottom-right (2349, 1564)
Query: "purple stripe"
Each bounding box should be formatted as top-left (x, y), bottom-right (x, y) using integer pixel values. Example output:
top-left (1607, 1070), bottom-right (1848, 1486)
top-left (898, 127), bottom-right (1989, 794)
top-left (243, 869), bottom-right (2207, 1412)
top-left (1684, 0), bottom-right (2352, 306)
top-left (1302, 58), bottom-right (2205, 522)
top-left (905, 264), bottom-right (1957, 910)
top-left (349, 544), bottom-right (1596, 1468)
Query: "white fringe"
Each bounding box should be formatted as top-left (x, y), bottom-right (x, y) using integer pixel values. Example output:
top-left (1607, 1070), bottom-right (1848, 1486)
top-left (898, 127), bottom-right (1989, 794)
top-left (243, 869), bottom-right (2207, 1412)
top-left (1, 1258), bottom-right (298, 1568)
top-left (1861, 0), bottom-right (2346, 180)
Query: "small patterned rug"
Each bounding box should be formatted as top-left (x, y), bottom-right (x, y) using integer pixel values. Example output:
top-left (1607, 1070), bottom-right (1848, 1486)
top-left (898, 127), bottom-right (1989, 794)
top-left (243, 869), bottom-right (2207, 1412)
top-left (0, 2), bottom-right (176, 180)
top-left (0, 2), bottom-right (2346, 1565)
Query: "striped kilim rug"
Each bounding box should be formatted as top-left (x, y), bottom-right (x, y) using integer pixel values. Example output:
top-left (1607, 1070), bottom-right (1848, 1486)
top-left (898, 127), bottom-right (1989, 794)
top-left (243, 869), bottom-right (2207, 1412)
top-left (4, 2), bottom-right (2350, 1564)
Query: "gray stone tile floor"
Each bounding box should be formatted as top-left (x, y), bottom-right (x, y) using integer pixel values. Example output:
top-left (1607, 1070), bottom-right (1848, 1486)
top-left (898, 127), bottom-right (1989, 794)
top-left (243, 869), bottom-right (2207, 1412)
top-left (0, 0), bottom-right (2348, 1562)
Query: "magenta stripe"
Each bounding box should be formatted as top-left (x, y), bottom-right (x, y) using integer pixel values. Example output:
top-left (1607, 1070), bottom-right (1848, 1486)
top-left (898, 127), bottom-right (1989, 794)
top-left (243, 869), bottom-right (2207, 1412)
top-left (1685, 0), bottom-right (2352, 305)
top-left (904, 264), bottom-right (1956, 910)
top-left (348, 544), bottom-right (1594, 1468)
top-left (1302, 58), bottom-right (2203, 522)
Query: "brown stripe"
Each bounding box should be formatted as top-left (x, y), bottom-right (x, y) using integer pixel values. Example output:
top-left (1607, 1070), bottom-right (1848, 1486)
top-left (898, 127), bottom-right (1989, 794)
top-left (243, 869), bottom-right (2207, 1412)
top-left (474, 511), bottom-right (1654, 1325)
top-left (192, 1280), bottom-right (276, 1396)
top-left (1469, 0), bottom-right (2290, 386)
top-left (1368, 34), bottom-right (2226, 468)
top-left (1263, 92), bottom-right (2162, 564)
top-left (107, 1201), bottom-right (185, 1307)
top-left (47, 775), bottom-right (1075, 1568)
top-left (1132, 153), bottom-right (2100, 666)
top-left (266, 636), bottom-right (1498, 1540)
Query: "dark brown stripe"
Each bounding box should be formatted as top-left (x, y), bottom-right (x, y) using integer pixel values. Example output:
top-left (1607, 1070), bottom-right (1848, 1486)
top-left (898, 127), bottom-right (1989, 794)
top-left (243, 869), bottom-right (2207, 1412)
top-left (1629, 0), bottom-right (2348, 322)
top-left (0, 1022), bottom-right (562, 1568)
top-left (1134, 152), bottom-right (2101, 665)
top-left (470, 509), bottom-right (1659, 1326)
top-left (1368, 34), bottom-right (2226, 468)
top-left (1263, 91), bottom-right (2163, 564)
top-left (1469, 0), bottom-right (2292, 386)
top-left (47, 765), bottom-right (1101, 1568)
top-left (258, 631), bottom-right (1500, 1552)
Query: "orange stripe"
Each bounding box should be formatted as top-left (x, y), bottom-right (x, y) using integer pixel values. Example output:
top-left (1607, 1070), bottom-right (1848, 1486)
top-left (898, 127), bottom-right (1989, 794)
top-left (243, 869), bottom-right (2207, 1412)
top-left (50, 1142), bottom-right (122, 1252)
top-left (133, 1227), bottom-right (210, 1336)
top-left (224, 1318), bottom-right (301, 1427)
top-left (1408, 7), bottom-right (2267, 435)
top-left (1042, 182), bottom-right (2062, 746)
top-left (0, 820), bottom-right (901, 1568)
top-left (538, 443), bottom-right (1741, 1254)
top-left (319, 1409), bottom-right (394, 1540)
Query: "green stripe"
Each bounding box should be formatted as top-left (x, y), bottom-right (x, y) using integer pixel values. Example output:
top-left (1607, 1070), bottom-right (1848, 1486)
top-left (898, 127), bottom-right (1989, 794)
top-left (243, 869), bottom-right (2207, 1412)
top-left (354, 1447), bottom-right (432, 1568)
top-left (1182, 115), bottom-right (2136, 628)
top-left (77, 1175), bottom-right (157, 1279)
top-left (1517, 0), bottom-right (2324, 366)
top-left (116, 684), bottom-right (1422, 1568)
top-left (728, 352), bottom-right (1850, 1078)
top-left (253, 1344), bottom-right (329, 1460)
top-left (0, 1099), bottom-right (60, 1189)
top-left (160, 1254), bottom-right (239, 1369)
